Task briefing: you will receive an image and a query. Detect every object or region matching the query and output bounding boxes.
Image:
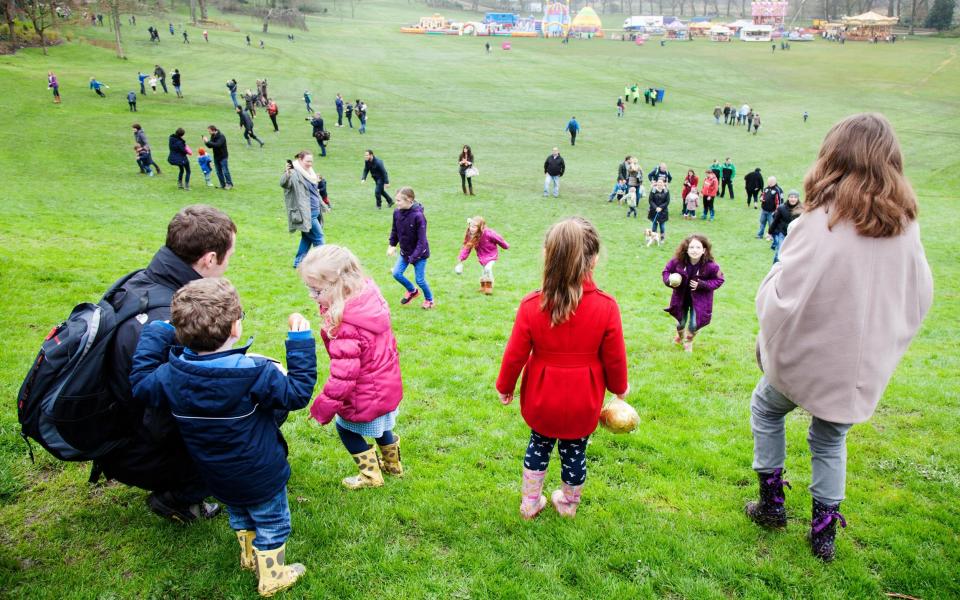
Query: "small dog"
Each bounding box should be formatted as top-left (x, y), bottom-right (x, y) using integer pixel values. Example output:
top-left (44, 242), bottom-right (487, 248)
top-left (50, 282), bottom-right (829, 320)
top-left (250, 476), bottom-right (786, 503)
top-left (644, 228), bottom-right (662, 247)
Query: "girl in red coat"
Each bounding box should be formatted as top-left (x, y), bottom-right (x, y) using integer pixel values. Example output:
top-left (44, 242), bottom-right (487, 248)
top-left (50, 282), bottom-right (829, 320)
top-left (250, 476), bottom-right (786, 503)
top-left (299, 245), bottom-right (404, 490)
top-left (496, 217), bottom-right (629, 519)
top-left (701, 170), bottom-right (720, 221)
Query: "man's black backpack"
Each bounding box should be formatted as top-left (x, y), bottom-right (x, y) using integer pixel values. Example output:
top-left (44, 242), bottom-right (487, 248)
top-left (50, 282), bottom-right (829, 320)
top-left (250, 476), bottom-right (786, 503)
top-left (16, 271), bottom-right (167, 462)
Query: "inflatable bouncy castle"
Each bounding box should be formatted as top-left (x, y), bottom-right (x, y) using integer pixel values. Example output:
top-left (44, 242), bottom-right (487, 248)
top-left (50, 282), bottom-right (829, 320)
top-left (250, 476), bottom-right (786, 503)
top-left (543, 2), bottom-right (571, 37)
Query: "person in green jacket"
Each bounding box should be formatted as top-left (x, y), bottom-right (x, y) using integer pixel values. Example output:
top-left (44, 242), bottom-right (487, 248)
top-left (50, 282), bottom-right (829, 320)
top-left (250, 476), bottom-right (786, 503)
top-left (709, 160), bottom-right (722, 182)
top-left (631, 83), bottom-right (640, 104)
top-left (720, 158), bottom-right (737, 199)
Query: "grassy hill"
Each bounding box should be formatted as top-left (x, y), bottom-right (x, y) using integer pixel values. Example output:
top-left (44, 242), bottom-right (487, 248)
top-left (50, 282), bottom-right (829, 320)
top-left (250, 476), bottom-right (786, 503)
top-left (0, 3), bottom-right (958, 597)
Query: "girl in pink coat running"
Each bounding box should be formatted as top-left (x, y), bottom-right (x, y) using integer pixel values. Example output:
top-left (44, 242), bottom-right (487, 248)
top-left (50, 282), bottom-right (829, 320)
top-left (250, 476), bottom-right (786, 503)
top-left (299, 245), bottom-right (404, 490)
top-left (454, 216), bottom-right (509, 295)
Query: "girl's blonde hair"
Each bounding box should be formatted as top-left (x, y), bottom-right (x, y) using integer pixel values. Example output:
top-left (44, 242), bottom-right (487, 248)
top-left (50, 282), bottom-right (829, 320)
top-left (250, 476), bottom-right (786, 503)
top-left (540, 217), bottom-right (600, 326)
top-left (804, 113), bottom-right (917, 238)
top-left (463, 216), bottom-right (486, 249)
top-left (298, 245), bottom-right (367, 335)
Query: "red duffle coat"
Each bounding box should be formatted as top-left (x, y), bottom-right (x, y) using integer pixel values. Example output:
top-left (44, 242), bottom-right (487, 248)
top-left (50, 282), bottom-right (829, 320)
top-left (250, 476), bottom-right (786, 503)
top-left (496, 279), bottom-right (628, 439)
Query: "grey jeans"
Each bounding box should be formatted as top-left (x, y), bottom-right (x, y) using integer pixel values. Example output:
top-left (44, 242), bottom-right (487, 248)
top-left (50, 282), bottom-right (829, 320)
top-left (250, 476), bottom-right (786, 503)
top-left (750, 376), bottom-right (853, 505)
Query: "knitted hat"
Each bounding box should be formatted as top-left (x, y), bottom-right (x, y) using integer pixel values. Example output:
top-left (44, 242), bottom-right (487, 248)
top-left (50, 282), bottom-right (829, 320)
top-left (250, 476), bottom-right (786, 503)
top-left (788, 189), bottom-right (800, 198)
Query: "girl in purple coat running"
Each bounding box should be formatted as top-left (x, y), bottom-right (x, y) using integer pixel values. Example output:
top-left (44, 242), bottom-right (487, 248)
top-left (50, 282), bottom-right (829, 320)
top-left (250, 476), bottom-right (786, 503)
top-left (662, 234), bottom-right (724, 352)
top-left (455, 216), bottom-right (510, 295)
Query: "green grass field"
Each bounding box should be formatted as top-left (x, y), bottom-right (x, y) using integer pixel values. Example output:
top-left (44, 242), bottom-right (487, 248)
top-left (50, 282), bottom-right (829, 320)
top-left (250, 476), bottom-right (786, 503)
top-left (1, 3), bottom-right (959, 598)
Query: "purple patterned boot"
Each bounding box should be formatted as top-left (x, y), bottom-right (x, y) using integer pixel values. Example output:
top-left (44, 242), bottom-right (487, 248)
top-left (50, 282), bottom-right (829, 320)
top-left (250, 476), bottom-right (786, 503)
top-left (744, 468), bottom-right (791, 528)
top-left (810, 499), bottom-right (847, 562)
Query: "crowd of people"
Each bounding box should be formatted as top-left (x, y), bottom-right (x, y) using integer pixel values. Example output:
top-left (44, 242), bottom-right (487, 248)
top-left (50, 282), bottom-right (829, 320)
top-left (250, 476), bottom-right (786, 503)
top-left (67, 114), bottom-right (931, 596)
top-left (30, 18), bottom-right (938, 598)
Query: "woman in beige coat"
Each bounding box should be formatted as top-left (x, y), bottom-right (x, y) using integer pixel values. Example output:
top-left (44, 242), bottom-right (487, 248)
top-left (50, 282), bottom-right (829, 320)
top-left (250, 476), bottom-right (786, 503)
top-left (745, 113), bottom-right (933, 562)
top-left (281, 150), bottom-right (328, 268)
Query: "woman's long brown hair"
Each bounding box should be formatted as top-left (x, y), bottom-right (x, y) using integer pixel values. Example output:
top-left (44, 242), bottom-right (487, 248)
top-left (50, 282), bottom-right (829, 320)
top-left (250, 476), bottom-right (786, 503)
top-left (803, 113), bottom-right (917, 238)
top-left (540, 217), bottom-right (600, 326)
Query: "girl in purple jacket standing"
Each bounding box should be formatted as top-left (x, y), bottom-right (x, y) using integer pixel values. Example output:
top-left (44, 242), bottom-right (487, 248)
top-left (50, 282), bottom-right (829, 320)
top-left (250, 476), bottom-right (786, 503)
top-left (662, 234), bottom-right (725, 352)
top-left (455, 216), bottom-right (509, 295)
top-left (388, 187), bottom-right (434, 309)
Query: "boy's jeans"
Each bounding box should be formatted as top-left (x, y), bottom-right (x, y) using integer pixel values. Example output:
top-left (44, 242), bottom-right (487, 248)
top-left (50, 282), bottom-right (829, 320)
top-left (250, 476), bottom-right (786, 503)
top-left (543, 174), bottom-right (560, 197)
top-left (227, 486), bottom-right (291, 551)
top-left (393, 256), bottom-right (433, 301)
top-left (202, 170), bottom-right (212, 185)
top-left (750, 376), bottom-right (852, 505)
top-left (757, 209), bottom-right (774, 237)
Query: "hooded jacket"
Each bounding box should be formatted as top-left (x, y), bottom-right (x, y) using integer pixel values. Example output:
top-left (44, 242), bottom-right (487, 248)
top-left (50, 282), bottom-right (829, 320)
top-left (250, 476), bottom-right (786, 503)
top-left (662, 258), bottom-right (725, 329)
top-left (458, 227), bottom-right (509, 266)
top-left (130, 322), bottom-right (317, 506)
top-left (167, 134), bottom-right (189, 166)
top-left (496, 278), bottom-right (628, 439)
top-left (389, 202), bottom-right (429, 262)
top-left (309, 281), bottom-right (402, 425)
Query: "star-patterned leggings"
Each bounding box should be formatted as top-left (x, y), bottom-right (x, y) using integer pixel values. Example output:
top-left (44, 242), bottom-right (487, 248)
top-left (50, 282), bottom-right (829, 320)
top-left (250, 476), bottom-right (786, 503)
top-left (523, 430), bottom-right (589, 485)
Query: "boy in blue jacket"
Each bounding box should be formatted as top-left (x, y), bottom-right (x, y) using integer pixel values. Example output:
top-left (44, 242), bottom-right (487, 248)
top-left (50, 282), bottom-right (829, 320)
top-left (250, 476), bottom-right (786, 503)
top-left (130, 277), bottom-right (317, 597)
top-left (197, 147), bottom-right (214, 186)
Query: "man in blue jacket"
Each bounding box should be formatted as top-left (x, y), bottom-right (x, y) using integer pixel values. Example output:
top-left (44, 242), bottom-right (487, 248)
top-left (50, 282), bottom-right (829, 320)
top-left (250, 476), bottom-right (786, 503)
top-left (131, 277), bottom-right (316, 596)
top-left (361, 149), bottom-right (392, 208)
top-left (565, 116), bottom-right (580, 146)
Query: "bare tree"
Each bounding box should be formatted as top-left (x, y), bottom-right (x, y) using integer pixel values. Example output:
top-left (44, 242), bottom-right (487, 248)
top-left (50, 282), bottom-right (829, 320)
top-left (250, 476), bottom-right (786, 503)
top-left (198, 0), bottom-right (207, 20)
top-left (100, 0), bottom-right (123, 58)
top-left (21, 0), bottom-right (52, 54)
top-left (4, 0), bottom-right (16, 53)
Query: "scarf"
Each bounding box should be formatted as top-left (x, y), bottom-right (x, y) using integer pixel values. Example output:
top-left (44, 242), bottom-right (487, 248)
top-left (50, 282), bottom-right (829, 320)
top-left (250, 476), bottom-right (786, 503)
top-left (293, 159), bottom-right (319, 185)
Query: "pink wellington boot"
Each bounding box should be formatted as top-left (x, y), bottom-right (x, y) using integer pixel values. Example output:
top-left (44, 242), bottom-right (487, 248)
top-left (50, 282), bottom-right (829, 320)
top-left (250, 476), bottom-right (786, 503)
top-left (520, 468), bottom-right (548, 520)
top-left (551, 483), bottom-right (584, 518)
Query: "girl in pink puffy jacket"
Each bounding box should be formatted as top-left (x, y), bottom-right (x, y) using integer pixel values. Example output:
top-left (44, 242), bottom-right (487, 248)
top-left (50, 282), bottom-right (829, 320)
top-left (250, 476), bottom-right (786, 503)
top-left (298, 245), bottom-right (403, 490)
top-left (454, 216), bottom-right (509, 295)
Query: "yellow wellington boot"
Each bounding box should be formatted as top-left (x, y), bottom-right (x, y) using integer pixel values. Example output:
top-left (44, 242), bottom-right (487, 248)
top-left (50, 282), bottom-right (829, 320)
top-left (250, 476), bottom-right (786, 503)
top-left (342, 448), bottom-right (384, 489)
top-left (378, 435), bottom-right (403, 476)
top-left (254, 543), bottom-right (306, 597)
top-left (236, 529), bottom-right (256, 572)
